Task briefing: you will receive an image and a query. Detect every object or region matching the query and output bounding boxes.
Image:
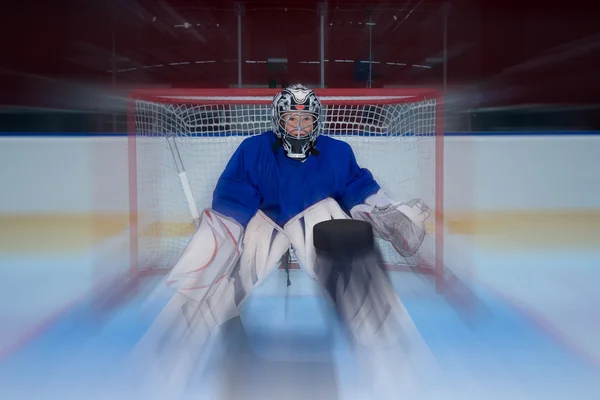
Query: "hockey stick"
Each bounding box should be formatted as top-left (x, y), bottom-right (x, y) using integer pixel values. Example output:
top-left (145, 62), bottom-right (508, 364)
top-left (166, 134), bottom-right (201, 228)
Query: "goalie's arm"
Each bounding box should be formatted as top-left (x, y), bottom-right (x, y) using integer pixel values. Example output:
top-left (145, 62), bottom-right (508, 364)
top-left (335, 141), bottom-right (382, 213)
top-left (332, 142), bottom-right (430, 257)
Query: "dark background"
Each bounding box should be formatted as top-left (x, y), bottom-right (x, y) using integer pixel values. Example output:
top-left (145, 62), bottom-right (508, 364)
top-left (1, 0), bottom-right (598, 131)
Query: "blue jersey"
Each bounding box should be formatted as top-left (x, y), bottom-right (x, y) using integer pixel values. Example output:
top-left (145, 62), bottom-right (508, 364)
top-left (212, 131), bottom-right (380, 228)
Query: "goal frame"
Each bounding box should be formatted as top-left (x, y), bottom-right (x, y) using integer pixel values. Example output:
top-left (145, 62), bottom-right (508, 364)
top-left (127, 87), bottom-right (445, 291)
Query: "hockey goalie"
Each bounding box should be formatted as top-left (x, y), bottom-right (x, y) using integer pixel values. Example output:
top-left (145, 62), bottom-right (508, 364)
top-left (130, 84), bottom-right (439, 400)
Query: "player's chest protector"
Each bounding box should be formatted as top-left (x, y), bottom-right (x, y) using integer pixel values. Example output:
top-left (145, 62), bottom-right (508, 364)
top-left (256, 152), bottom-right (342, 226)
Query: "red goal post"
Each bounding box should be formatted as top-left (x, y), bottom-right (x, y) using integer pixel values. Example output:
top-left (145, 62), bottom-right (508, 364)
top-left (127, 88), bottom-right (445, 290)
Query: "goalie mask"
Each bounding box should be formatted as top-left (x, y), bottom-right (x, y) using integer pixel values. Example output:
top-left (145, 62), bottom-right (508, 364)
top-left (271, 84), bottom-right (322, 159)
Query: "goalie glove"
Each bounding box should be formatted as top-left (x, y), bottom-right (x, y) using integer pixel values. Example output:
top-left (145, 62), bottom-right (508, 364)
top-left (351, 196), bottom-right (431, 258)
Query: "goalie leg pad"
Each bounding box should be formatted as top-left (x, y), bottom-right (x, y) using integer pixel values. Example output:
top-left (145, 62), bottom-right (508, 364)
top-left (166, 208), bottom-right (289, 317)
top-left (164, 209), bottom-right (289, 331)
top-left (127, 209), bottom-right (242, 395)
top-left (166, 208), bottom-right (243, 300)
top-left (313, 219), bottom-right (404, 348)
top-left (230, 210), bottom-right (291, 308)
top-left (129, 210), bottom-right (290, 395)
top-left (311, 219), bottom-right (442, 399)
top-left (284, 199), bottom-right (406, 348)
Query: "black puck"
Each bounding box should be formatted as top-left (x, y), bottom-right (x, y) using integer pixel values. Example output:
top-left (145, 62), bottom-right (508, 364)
top-left (313, 219), bottom-right (374, 257)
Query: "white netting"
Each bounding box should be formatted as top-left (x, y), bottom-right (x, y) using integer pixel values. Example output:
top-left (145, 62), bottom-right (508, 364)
top-left (131, 93), bottom-right (439, 273)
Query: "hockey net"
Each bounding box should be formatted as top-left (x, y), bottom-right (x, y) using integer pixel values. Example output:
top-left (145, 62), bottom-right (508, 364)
top-left (127, 88), bottom-right (444, 287)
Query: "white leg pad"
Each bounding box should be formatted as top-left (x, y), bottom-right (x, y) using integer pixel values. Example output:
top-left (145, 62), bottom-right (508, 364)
top-left (166, 209), bottom-right (244, 302)
top-left (232, 210), bottom-right (291, 307)
top-left (127, 210), bottom-right (290, 397)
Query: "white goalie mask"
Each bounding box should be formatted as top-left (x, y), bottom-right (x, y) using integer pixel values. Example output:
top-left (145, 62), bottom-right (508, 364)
top-left (271, 84), bottom-right (323, 159)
